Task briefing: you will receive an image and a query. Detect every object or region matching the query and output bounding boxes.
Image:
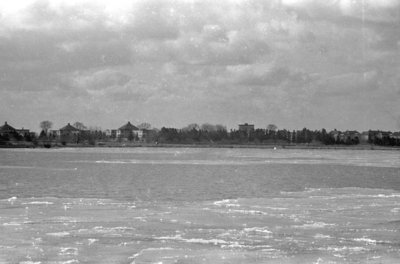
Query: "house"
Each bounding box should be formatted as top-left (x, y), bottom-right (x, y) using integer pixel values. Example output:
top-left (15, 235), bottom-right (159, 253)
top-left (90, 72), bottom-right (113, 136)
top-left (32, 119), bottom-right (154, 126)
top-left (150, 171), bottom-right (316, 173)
top-left (329, 129), bottom-right (341, 142)
top-left (16, 128), bottom-right (30, 137)
top-left (391, 132), bottom-right (400, 145)
top-left (55, 123), bottom-right (82, 143)
top-left (391, 132), bottom-right (400, 140)
top-left (49, 130), bottom-right (60, 138)
top-left (111, 129), bottom-right (118, 139)
top-left (379, 131), bottom-right (392, 139)
top-left (238, 123), bottom-right (255, 135)
top-left (117, 122), bottom-right (142, 140)
top-left (369, 130), bottom-right (391, 141)
top-left (344, 130), bottom-right (360, 143)
top-left (0, 122), bottom-right (17, 137)
top-left (1, 122), bottom-right (31, 138)
top-left (59, 123), bottom-right (81, 137)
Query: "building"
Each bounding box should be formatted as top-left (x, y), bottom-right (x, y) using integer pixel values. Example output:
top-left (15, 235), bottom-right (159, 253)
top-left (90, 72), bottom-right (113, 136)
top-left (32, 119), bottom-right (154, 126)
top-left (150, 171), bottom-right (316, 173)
top-left (0, 122), bottom-right (17, 137)
top-left (110, 129), bottom-right (118, 139)
top-left (0, 122), bottom-right (31, 139)
top-left (369, 130), bottom-right (391, 142)
top-left (59, 123), bottom-right (81, 137)
top-left (55, 123), bottom-right (82, 143)
top-left (117, 122), bottom-right (142, 140)
top-left (49, 130), bottom-right (60, 138)
top-left (16, 128), bottom-right (30, 137)
top-left (344, 131), bottom-right (360, 143)
top-left (329, 129), bottom-right (341, 142)
top-left (391, 132), bottom-right (400, 145)
top-left (238, 123), bottom-right (255, 135)
top-left (392, 132), bottom-right (400, 140)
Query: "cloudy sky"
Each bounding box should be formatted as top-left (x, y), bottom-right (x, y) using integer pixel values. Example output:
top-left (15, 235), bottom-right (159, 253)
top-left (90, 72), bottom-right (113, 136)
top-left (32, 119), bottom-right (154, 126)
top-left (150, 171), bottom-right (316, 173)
top-left (0, 0), bottom-right (399, 132)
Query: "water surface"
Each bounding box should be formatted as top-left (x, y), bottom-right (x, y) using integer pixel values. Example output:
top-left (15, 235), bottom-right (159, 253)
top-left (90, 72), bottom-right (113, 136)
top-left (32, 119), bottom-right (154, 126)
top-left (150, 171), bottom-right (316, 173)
top-left (0, 148), bottom-right (399, 263)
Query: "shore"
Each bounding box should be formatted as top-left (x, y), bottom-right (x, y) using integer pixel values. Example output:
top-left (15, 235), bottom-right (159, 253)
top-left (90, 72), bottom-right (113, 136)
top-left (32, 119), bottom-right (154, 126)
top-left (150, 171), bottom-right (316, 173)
top-left (143, 143), bottom-right (400, 150)
top-left (1, 141), bottom-right (400, 151)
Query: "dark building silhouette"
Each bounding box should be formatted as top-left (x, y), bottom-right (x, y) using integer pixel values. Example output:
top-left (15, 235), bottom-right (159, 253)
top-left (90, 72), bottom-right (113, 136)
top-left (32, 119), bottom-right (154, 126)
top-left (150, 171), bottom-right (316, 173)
top-left (238, 123), bottom-right (255, 135)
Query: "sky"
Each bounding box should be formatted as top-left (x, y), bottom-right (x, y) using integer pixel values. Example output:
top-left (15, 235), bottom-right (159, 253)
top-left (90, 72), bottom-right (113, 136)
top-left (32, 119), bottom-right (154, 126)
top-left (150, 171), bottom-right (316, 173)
top-left (0, 0), bottom-right (399, 132)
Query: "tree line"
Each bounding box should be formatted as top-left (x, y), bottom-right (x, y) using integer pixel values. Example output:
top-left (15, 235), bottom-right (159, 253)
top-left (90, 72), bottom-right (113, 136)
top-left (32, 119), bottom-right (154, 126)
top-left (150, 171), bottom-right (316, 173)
top-left (2, 120), bottom-right (400, 147)
top-left (155, 126), bottom-right (347, 145)
top-left (151, 124), bottom-right (400, 146)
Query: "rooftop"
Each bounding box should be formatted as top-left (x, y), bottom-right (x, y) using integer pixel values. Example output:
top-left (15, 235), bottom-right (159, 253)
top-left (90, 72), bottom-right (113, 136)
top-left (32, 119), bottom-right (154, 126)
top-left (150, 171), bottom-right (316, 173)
top-left (119, 121), bottom-right (139, 131)
top-left (60, 123), bottom-right (80, 132)
top-left (0, 121), bottom-right (16, 132)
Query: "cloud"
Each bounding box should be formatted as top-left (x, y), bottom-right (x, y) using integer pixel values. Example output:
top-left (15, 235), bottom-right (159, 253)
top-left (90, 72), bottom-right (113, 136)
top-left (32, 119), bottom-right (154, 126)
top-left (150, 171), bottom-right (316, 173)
top-left (124, 0), bottom-right (181, 40)
top-left (227, 64), bottom-right (312, 87)
top-left (315, 70), bottom-right (380, 97)
top-left (0, 0), bottom-right (399, 131)
top-left (70, 69), bottom-right (131, 91)
top-left (281, 0), bottom-right (400, 23)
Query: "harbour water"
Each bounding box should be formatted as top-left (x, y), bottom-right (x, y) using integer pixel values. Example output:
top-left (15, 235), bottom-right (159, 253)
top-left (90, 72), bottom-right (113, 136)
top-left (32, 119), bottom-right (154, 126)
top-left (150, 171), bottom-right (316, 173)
top-left (0, 147), bottom-right (400, 263)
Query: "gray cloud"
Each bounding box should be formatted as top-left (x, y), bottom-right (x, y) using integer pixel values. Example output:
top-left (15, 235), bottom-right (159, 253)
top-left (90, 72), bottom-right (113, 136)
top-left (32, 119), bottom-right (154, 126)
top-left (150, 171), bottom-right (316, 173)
top-left (315, 70), bottom-right (381, 97)
top-left (282, 0), bottom-right (400, 24)
top-left (124, 0), bottom-right (181, 40)
top-left (229, 65), bottom-right (311, 87)
top-left (0, 0), bottom-right (399, 131)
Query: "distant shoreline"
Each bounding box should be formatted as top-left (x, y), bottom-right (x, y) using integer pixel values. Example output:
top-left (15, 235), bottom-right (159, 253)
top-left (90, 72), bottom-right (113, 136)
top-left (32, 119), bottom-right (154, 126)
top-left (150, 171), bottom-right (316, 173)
top-left (123, 143), bottom-right (399, 151)
top-left (1, 142), bottom-right (400, 151)
top-left (143, 143), bottom-right (400, 151)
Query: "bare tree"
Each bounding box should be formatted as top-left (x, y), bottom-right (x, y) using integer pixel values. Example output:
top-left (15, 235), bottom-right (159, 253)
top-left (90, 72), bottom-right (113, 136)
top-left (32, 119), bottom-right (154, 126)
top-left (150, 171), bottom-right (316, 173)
top-left (39, 120), bottom-right (53, 134)
top-left (201, 123), bottom-right (217, 132)
top-left (138, 122), bottom-right (151, 130)
top-left (73, 122), bottom-right (87, 130)
top-left (266, 124), bottom-right (277, 133)
top-left (215, 124), bottom-right (227, 132)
